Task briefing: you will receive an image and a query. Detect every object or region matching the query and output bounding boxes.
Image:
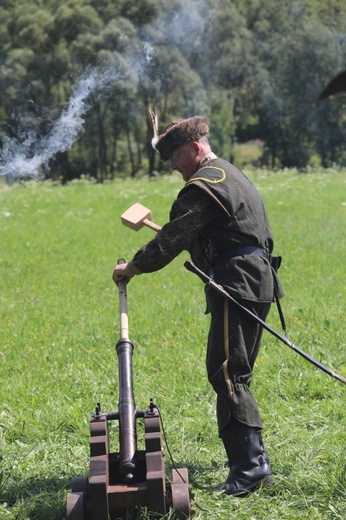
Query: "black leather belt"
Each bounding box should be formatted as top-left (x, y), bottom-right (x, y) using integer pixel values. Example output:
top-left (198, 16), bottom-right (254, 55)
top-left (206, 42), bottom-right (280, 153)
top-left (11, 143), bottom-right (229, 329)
top-left (214, 246), bottom-right (269, 262)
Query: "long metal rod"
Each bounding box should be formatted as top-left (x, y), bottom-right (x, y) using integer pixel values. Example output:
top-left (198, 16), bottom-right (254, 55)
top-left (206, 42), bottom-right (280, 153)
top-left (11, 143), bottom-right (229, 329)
top-left (184, 260), bottom-right (346, 385)
top-left (117, 259), bottom-right (137, 481)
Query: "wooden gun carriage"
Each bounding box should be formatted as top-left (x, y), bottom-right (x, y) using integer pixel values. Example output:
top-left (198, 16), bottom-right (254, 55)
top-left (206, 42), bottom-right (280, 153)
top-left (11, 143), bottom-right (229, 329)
top-left (66, 260), bottom-right (193, 519)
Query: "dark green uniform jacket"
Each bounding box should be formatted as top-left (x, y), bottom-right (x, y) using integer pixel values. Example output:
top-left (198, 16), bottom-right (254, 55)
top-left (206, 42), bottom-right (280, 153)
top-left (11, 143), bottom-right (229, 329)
top-left (177, 158), bottom-right (283, 306)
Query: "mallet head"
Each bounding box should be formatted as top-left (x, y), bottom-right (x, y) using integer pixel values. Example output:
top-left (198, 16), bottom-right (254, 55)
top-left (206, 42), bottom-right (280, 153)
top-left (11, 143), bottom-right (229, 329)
top-left (121, 203), bottom-right (161, 232)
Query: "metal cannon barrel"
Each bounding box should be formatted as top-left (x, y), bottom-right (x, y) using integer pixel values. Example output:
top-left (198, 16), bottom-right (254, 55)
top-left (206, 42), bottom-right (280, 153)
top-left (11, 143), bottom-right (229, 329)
top-left (116, 337), bottom-right (137, 481)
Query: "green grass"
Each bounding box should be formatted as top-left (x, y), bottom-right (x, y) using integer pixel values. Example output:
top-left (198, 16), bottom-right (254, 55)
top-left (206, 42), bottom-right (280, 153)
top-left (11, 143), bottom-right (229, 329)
top-left (0, 169), bottom-right (345, 519)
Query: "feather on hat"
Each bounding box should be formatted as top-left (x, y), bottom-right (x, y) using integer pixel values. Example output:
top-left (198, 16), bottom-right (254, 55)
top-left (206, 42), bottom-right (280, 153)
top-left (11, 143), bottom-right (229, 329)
top-left (148, 110), bottom-right (209, 161)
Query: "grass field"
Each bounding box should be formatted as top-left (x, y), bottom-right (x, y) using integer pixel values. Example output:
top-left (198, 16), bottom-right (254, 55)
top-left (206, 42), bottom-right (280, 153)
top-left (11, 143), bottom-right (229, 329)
top-left (0, 168), bottom-right (345, 520)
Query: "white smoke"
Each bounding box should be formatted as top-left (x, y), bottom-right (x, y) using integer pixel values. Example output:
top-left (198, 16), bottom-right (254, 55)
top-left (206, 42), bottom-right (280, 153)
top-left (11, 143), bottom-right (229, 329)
top-left (1, 75), bottom-right (92, 179)
top-left (0, 54), bottom-right (145, 180)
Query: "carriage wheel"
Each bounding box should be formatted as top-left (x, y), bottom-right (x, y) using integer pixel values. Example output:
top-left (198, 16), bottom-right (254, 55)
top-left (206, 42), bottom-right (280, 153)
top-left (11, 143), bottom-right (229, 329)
top-left (66, 491), bottom-right (85, 520)
top-left (171, 468), bottom-right (192, 519)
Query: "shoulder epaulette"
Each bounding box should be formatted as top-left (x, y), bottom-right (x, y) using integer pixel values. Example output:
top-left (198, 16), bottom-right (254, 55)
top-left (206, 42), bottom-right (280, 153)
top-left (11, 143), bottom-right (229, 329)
top-left (188, 166), bottom-right (226, 184)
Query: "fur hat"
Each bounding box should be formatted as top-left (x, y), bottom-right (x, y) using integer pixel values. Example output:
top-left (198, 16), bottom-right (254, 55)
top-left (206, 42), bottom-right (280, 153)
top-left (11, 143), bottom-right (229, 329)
top-left (153, 116), bottom-right (209, 161)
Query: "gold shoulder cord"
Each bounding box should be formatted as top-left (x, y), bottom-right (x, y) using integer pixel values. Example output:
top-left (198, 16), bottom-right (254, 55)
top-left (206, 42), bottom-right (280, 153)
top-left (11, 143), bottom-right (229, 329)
top-left (189, 165), bottom-right (226, 184)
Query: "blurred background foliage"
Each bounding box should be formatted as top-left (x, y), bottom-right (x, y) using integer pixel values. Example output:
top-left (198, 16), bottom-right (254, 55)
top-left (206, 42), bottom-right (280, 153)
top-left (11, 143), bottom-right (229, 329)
top-left (0, 0), bottom-right (345, 181)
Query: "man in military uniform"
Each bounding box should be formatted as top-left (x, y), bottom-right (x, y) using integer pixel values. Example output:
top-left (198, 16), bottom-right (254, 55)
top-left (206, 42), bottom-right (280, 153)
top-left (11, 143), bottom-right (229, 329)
top-left (113, 115), bottom-right (283, 496)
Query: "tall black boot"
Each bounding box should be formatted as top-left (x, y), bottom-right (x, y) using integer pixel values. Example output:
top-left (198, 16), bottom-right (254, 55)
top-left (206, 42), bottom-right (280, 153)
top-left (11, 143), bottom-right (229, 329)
top-left (220, 421), bottom-right (274, 496)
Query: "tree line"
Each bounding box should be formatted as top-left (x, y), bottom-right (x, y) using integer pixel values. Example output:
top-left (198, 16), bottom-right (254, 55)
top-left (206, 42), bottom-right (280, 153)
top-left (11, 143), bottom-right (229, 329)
top-left (0, 0), bottom-right (345, 182)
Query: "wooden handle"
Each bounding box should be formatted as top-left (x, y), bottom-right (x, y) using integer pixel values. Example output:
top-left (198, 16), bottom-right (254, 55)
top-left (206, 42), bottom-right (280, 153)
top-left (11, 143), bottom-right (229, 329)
top-left (143, 218), bottom-right (162, 232)
top-left (117, 259), bottom-right (129, 339)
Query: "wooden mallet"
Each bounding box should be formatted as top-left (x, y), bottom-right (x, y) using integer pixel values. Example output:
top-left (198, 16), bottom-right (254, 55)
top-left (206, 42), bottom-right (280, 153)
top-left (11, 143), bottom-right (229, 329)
top-left (121, 203), bottom-right (161, 232)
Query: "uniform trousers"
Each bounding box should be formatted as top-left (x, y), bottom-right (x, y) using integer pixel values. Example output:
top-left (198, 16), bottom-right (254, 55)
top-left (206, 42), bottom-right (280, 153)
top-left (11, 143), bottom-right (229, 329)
top-left (206, 289), bottom-right (271, 435)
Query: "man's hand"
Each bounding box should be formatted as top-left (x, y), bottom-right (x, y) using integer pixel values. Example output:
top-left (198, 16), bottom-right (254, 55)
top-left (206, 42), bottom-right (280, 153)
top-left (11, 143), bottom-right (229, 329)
top-left (112, 262), bottom-right (134, 286)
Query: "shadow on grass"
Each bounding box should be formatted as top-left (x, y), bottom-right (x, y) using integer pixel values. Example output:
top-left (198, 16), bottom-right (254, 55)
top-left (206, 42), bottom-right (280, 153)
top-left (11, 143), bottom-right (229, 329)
top-left (166, 460), bottom-right (226, 492)
top-left (0, 474), bottom-right (69, 520)
top-left (2, 469), bottom-right (199, 519)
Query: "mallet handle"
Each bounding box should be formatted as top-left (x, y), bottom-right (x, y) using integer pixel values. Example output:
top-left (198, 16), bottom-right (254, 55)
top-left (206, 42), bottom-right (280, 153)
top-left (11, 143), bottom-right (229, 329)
top-left (143, 219), bottom-right (162, 232)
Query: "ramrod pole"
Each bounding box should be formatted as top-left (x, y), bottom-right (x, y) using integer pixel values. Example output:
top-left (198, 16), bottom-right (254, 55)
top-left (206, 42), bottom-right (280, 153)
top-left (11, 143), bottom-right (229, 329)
top-left (116, 259), bottom-right (137, 482)
top-left (184, 260), bottom-right (346, 385)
